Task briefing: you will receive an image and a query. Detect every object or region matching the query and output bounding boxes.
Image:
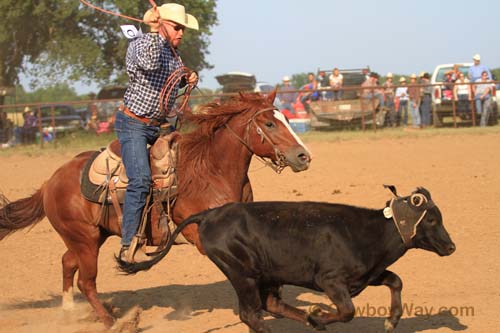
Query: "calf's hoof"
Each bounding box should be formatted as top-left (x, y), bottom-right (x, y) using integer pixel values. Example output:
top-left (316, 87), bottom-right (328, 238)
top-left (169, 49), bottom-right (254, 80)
top-left (384, 318), bottom-right (395, 333)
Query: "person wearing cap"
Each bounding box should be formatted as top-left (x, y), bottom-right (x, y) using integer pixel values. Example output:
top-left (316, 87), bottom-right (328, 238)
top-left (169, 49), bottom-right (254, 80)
top-left (115, 3), bottom-right (199, 263)
top-left (329, 68), bottom-right (343, 101)
top-left (278, 76), bottom-right (297, 115)
top-left (468, 54), bottom-right (492, 83)
top-left (383, 73), bottom-right (396, 126)
top-left (420, 73), bottom-right (433, 127)
top-left (407, 74), bottom-right (421, 128)
top-left (395, 77), bottom-right (409, 126)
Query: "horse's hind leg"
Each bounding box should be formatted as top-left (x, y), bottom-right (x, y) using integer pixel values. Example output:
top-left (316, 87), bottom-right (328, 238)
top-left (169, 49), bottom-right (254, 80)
top-left (62, 250), bottom-right (79, 310)
top-left (73, 236), bottom-right (115, 328)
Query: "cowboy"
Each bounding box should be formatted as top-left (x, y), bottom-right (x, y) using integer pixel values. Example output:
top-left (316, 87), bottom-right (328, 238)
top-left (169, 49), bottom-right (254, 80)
top-left (468, 54), bottom-right (492, 83)
top-left (115, 3), bottom-right (199, 263)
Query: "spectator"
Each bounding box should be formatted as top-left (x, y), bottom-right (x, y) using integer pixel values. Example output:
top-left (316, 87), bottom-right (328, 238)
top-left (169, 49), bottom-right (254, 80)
top-left (420, 73), bottom-right (433, 127)
top-left (278, 76), bottom-right (297, 116)
top-left (21, 107), bottom-right (38, 144)
top-left (468, 54), bottom-right (492, 82)
top-left (361, 72), bottom-right (384, 109)
top-left (317, 71), bottom-right (330, 100)
top-left (329, 68), bottom-right (344, 101)
top-left (383, 72), bottom-right (396, 126)
top-left (300, 72), bottom-right (319, 110)
top-left (0, 111), bottom-right (14, 144)
top-left (453, 72), bottom-right (472, 119)
top-left (408, 74), bottom-right (421, 128)
top-left (441, 72), bottom-right (455, 100)
top-left (395, 77), bottom-right (409, 126)
top-left (473, 70), bottom-right (493, 127)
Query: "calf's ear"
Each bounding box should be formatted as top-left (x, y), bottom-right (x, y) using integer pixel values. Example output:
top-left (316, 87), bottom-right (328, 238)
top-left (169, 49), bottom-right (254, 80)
top-left (383, 184), bottom-right (398, 197)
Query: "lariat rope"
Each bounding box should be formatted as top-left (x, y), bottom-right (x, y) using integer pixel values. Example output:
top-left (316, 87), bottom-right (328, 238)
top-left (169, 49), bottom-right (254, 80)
top-left (79, 0), bottom-right (197, 127)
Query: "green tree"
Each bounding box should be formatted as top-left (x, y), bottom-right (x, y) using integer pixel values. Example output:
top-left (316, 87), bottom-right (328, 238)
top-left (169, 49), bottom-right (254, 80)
top-left (0, 0), bottom-right (218, 104)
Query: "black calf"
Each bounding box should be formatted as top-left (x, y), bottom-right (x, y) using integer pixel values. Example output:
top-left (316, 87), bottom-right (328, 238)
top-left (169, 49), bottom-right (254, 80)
top-left (119, 186), bottom-right (455, 333)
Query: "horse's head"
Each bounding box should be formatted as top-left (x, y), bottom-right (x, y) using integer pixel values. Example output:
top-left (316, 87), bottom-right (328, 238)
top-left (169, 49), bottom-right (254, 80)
top-left (234, 90), bottom-right (311, 172)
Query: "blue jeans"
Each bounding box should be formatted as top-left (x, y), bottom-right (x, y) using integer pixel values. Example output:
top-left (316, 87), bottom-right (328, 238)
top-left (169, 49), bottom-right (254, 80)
top-left (332, 89), bottom-right (342, 100)
top-left (365, 92), bottom-right (385, 108)
top-left (410, 100), bottom-right (421, 127)
top-left (420, 95), bottom-right (432, 126)
top-left (114, 111), bottom-right (160, 246)
top-left (475, 95), bottom-right (491, 127)
top-left (398, 100), bottom-right (408, 126)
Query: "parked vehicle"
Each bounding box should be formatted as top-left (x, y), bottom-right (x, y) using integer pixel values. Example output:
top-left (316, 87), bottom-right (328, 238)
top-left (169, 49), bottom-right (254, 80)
top-left (431, 63), bottom-right (498, 126)
top-left (308, 67), bottom-right (386, 130)
top-left (38, 104), bottom-right (86, 133)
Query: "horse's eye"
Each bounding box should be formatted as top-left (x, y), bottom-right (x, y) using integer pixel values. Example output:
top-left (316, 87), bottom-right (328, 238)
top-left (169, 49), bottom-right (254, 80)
top-left (265, 121), bottom-right (275, 128)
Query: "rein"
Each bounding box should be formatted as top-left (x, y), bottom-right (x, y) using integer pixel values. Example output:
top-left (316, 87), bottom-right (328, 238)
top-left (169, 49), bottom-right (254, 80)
top-left (80, 0), bottom-right (196, 125)
top-left (225, 107), bottom-right (287, 174)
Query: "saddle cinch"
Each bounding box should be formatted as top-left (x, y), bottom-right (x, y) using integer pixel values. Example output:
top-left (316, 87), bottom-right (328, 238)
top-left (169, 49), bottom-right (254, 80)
top-left (81, 132), bottom-right (187, 249)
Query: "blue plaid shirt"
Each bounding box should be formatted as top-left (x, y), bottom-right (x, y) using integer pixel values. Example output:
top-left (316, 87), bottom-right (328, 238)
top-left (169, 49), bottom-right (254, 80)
top-left (124, 33), bottom-right (183, 120)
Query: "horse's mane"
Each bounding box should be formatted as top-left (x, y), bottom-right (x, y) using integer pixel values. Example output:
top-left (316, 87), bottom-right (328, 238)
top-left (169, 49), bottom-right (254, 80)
top-left (177, 93), bottom-right (270, 195)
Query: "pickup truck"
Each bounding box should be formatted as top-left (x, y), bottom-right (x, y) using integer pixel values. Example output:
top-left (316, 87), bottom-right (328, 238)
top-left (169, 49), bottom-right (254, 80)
top-left (431, 63), bottom-right (498, 126)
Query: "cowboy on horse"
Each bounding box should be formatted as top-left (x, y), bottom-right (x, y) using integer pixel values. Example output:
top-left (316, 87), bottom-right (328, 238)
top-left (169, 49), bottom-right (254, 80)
top-left (117, 2), bottom-right (199, 264)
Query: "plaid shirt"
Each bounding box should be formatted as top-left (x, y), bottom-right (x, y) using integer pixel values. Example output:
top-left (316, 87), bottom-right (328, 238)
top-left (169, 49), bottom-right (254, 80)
top-left (124, 33), bottom-right (183, 120)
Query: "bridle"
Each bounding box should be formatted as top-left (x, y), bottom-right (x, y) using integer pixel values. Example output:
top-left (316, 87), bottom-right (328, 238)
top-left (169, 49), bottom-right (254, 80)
top-left (224, 107), bottom-right (288, 174)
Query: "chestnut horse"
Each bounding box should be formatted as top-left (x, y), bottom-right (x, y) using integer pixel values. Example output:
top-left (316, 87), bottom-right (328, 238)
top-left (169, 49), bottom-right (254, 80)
top-left (0, 91), bottom-right (311, 328)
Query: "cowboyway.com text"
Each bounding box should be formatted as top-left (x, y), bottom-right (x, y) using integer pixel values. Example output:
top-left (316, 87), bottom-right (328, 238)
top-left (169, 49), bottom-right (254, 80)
top-left (354, 303), bottom-right (475, 317)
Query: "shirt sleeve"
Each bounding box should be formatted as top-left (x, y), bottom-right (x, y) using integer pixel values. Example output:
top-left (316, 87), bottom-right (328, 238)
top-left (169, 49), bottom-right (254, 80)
top-left (134, 34), bottom-right (169, 71)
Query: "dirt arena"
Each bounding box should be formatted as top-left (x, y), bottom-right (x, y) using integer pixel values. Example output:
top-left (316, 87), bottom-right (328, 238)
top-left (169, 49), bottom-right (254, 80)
top-left (1, 130), bottom-right (499, 332)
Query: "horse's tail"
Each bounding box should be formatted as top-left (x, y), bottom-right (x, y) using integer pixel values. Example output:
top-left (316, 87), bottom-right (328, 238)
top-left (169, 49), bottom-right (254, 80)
top-left (116, 213), bottom-right (204, 274)
top-left (0, 186), bottom-right (46, 241)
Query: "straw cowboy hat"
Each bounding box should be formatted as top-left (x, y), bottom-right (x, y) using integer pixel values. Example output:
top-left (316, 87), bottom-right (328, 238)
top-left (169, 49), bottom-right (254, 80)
top-left (23, 106), bottom-right (31, 113)
top-left (282, 76), bottom-right (290, 81)
top-left (386, 72), bottom-right (393, 78)
top-left (410, 73), bottom-right (417, 79)
top-left (154, 3), bottom-right (199, 30)
top-left (399, 77), bottom-right (406, 83)
top-left (473, 54), bottom-right (481, 61)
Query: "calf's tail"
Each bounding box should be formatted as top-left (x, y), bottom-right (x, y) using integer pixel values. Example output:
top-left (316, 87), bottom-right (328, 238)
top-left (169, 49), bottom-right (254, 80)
top-left (117, 213), bottom-right (204, 274)
top-left (0, 187), bottom-right (46, 241)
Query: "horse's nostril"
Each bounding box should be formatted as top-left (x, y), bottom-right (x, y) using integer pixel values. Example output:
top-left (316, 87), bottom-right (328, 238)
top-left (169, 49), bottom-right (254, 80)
top-left (298, 153), bottom-right (310, 162)
top-left (448, 243), bottom-right (456, 254)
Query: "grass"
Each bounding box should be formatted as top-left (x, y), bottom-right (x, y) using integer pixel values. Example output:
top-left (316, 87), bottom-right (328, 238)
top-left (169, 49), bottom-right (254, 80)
top-left (1, 125), bottom-right (500, 157)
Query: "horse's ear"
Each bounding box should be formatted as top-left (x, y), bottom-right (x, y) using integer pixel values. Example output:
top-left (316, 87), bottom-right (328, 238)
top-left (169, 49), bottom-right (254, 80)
top-left (267, 87), bottom-right (277, 104)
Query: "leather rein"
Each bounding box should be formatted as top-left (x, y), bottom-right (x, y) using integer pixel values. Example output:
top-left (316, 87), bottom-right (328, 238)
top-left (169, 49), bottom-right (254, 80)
top-left (224, 107), bottom-right (288, 174)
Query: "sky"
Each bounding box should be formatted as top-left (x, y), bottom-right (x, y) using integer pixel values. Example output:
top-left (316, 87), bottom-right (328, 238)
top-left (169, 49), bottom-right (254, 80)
top-left (20, 0), bottom-right (500, 94)
top-left (198, 0), bottom-right (500, 89)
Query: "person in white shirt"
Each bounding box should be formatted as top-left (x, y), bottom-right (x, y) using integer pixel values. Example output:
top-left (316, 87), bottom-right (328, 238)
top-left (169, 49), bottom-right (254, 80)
top-left (453, 72), bottom-right (471, 119)
top-left (395, 77), bottom-right (409, 126)
top-left (329, 68), bottom-right (344, 100)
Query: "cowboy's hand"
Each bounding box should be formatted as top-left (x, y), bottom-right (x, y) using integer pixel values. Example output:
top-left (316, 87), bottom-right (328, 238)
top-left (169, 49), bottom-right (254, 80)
top-left (143, 8), bottom-right (162, 33)
top-left (188, 71), bottom-right (198, 85)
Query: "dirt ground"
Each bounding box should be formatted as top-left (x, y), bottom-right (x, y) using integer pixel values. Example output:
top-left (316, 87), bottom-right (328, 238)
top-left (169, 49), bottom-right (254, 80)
top-left (1, 131), bottom-right (499, 333)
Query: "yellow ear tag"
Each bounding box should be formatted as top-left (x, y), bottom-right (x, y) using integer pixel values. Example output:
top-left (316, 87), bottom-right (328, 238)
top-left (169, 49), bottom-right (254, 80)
top-left (383, 207), bottom-right (393, 219)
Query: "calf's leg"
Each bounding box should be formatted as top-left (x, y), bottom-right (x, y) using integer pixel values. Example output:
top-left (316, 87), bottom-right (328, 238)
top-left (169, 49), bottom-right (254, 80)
top-left (260, 284), bottom-right (326, 330)
top-left (369, 270), bottom-right (403, 333)
top-left (227, 274), bottom-right (270, 333)
top-left (309, 280), bottom-right (355, 326)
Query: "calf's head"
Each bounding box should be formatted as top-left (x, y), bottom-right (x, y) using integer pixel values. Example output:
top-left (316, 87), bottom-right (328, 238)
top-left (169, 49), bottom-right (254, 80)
top-left (386, 186), bottom-right (456, 256)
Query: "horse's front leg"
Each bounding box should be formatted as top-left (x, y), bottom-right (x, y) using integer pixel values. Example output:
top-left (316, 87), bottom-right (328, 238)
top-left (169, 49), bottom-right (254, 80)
top-left (369, 270), bottom-right (403, 332)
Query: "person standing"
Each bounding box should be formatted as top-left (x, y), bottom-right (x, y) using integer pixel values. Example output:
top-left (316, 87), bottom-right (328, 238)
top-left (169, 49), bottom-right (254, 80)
top-left (383, 73), bottom-right (396, 126)
top-left (278, 76), bottom-right (297, 115)
top-left (468, 54), bottom-right (492, 82)
top-left (472, 71), bottom-right (493, 127)
top-left (407, 74), bottom-right (421, 128)
top-left (395, 77), bottom-right (409, 126)
top-left (420, 73), bottom-right (433, 127)
top-left (115, 3), bottom-right (199, 263)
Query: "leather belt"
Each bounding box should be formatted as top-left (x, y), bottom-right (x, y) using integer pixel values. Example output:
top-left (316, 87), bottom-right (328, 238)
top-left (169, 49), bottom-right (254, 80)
top-left (122, 107), bottom-right (162, 126)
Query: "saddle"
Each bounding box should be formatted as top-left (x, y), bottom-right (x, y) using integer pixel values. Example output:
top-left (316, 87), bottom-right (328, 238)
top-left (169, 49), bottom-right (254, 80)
top-left (81, 132), bottom-right (188, 254)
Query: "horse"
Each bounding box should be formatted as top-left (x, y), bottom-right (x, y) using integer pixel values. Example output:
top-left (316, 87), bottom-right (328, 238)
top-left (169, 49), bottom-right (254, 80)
top-left (0, 91), bottom-right (312, 328)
